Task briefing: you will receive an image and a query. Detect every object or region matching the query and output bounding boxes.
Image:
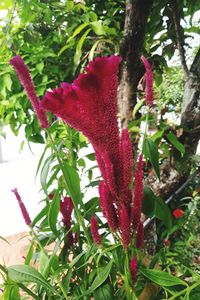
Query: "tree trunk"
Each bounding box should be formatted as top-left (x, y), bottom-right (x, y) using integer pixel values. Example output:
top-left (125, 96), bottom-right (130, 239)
top-left (118, 0), bottom-right (154, 127)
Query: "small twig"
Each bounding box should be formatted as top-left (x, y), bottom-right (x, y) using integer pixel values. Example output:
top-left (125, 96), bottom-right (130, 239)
top-left (144, 167), bottom-right (200, 228)
top-left (170, 0), bottom-right (190, 79)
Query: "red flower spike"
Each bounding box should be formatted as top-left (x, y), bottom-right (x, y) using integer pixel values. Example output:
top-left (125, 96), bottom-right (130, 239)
top-left (98, 181), bottom-right (118, 231)
top-left (10, 55), bottom-right (49, 129)
top-left (163, 239), bottom-right (170, 247)
top-left (130, 256), bottom-right (138, 282)
top-left (131, 154), bottom-right (144, 230)
top-left (60, 197), bottom-right (74, 228)
top-left (11, 188), bottom-right (31, 226)
top-left (90, 215), bottom-right (101, 245)
top-left (119, 205), bottom-right (131, 248)
top-left (136, 221), bottom-right (144, 249)
top-left (120, 128), bottom-right (134, 203)
top-left (141, 56), bottom-right (154, 107)
top-left (172, 208), bottom-right (184, 219)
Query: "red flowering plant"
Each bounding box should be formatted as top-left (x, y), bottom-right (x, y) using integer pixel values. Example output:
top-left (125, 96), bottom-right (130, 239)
top-left (4, 53), bottom-right (192, 300)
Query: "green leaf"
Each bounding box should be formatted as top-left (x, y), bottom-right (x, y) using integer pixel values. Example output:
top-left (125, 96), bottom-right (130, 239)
top-left (74, 28), bottom-right (91, 66)
top-left (140, 268), bottom-right (187, 287)
top-left (155, 196), bottom-right (172, 229)
top-left (58, 22), bottom-right (89, 56)
top-left (8, 265), bottom-right (55, 293)
top-left (39, 250), bottom-right (49, 278)
top-left (25, 242), bottom-right (34, 265)
top-left (132, 99), bottom-right (145, 119)
top-left (142, 186), bottom-right (156, 217)
top-left (143, 138), bottom-right (160, 179)
top-left (31, 205), bottom-right (49, 227)
top-left (151, 130), bottom-right (164, 142)
top-left (3, 284), bottom-right (20, 300)
top-left (62, 161), bottom-right (81, 205)
top-left (90, 260), bottom-right (113, 292)
top-left (3, 73), bottom-right (12, 91)
top-left (167, 133), bottom-right (185, 156)
top-left (40, 156), bottom-right (53, 192)
top-left (48, 191), bottom-right (60, 238)
top-left (91, 21), bottom-right (106, 35)
top-left (93, 283), bottom-right (114, 300)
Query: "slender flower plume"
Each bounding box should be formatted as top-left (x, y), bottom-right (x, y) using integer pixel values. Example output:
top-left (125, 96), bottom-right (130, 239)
top-left (60, 196), bottom-right (74, 247)
top-left (119, 205), bottom-right (131, 248)
top-left (131, 154), bottom-right (144, 230)
top-left (120, 128), bottom-right (133, 203)
top-left (90, 215), bottom-right (101, 245)
top-left (141, 55), bottom-right (154, 106)
top-left (130, 256), bottom-right (138, 282)
top-left (11, 188), bottom-right (31, 226)
top-left (98, 181), bottom-right (118, 231)
top-left (10, 55), bottom-right (49, 129)
top-left (60, 196), bottom-right (74, 228)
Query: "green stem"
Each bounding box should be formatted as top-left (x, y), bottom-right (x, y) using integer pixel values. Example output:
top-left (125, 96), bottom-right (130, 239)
top-left (168, 282), bottom-right (200, 300)
top-left (47, 130), bottom-right (91, 245)
top-left (57, 277), bottom-right (69, 300)
top-left (141, 107), bottom-right (150, 153)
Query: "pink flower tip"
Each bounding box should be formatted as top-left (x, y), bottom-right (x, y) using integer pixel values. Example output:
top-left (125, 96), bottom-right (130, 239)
top-left (141, 55), bottom-right (154, 107)
top-left (90, 215), bottom-right (101, 245)
top-left (11, 188), bottom-right (32, 226)
top-left (10, 55), bottom-right (49, 129)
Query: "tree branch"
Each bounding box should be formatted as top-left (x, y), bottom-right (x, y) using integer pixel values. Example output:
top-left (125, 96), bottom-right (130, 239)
top-left (170, 0), bottom-right (190, 79)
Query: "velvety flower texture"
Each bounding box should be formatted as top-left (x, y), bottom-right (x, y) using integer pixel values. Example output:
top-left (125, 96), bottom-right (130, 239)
top-left (10, 55), bottom-right (49, 129)
top-left (11, 188), bottom-right (31, 226)
top-left (41, 55), bottom-right (143, 248)
top-left (90, 215), bottom-right (101, 245)
top-left (60, 196), bottom-right (74, 247)
top-left (141, 55), bottom-right (154, 106)
top-left (130, 256), bottom-right (138, 282)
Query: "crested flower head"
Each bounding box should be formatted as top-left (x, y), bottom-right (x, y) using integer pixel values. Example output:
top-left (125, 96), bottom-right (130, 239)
top-left (11, 188), bottom-right (31, 226)
top-left (10, 55), bottom-right (49, 129)
top-left (41, 56), bottom-right (121, 154)
top-left (141, 55), bottom-right (154, 107)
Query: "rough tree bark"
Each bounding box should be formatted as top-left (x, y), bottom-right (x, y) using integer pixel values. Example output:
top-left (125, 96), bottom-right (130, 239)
top-left (118, 0), bottom-right (154, 127)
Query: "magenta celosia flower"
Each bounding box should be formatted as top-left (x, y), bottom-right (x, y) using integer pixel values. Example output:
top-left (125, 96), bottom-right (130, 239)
top-left (11, 188), bottom-right (31, 226)
top-left (60, 196), bottom-right (75, 247)
top-left (141, 55), bottom-right (154, 106)
top-left (10, 55), bottom-right (49, 129)
top-left (99, 181), bottom-right (118, 231)
top-left (90, 215), bottom-right (101, 245)
top-left (60, 196), bottom-right (74, 228)
top-left (41, 56), bottom-right (120, 153)
top-left (131, 154), bottom-right (144, 230)
top-left (136, 221), bottom-right (144, 249)
top-left (120, 128), bottom-right (133, 203)
top-left (130, 256), bottom-right (138, 282)
top-left (119, 205), bottom-right (131, 248)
